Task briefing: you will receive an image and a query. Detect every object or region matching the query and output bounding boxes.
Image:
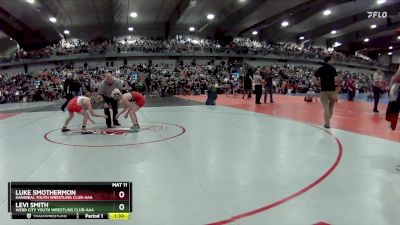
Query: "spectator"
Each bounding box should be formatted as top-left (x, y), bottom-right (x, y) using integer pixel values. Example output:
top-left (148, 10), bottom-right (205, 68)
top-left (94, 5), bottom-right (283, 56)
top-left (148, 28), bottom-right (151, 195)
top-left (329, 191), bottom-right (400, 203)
top-left (243, 74), bottom-right (252, 99)
top-left (385, 66), bottom-right (400, 140)
top-left (206, 83), bottom-right (217, 105)
top-left (314, 56), bottom-right (340, 129)
top-left (71, 75), bottom-right (82, 97)
top-left (253, 70), bottom-right (265, 104)
top-left (304, 88), bottom-right (317, 102)
top-left (2, 37), bottom-right (384, 67)
top-left (0, 62), bottom-right (386, 106)
top-left (372, 68), bottom-right (384, 113)
top-left (263, 66), bottom-right (274, 103)
top-left (60, 72), bottom-right (74, 112)
top-left (145, 75), bottom-right (152, 96)
top-left (347, 76), bottom-right (356, 101)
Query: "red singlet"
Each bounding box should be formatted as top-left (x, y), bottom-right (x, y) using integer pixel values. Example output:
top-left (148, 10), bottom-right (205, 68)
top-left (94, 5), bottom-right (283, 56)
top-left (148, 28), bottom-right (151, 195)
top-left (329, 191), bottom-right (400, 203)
top-left (131, 92), bottom-right (145, 108)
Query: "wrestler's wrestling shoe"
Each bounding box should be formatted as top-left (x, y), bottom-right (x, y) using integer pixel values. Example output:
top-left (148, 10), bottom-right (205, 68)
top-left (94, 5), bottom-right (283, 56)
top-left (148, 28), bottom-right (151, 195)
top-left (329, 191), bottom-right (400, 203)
top-left (61, 127), bottom-right (70, 132)
top-left (130, 124), bottom-right (140, 133)
top-left (81, 130), bottom-right (93, 134)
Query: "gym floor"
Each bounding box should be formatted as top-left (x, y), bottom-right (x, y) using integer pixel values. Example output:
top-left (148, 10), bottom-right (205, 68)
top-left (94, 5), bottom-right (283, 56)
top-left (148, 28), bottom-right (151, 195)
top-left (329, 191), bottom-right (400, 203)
top-left (0, 95), bottom-right (399, 225)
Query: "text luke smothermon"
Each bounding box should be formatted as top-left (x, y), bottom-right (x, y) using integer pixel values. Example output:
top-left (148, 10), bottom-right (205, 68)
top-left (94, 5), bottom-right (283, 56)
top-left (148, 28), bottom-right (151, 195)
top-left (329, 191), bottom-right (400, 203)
top-left (15, 190), bottom-right (77, 196)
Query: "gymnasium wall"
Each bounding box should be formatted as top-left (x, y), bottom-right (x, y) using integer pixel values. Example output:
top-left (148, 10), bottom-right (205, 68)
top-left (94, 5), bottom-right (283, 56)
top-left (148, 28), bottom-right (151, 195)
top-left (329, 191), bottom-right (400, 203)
top-left (0, 39), bottom-right (18, 58)
top-left (378, 54), bottom-right (400, 65)
top-left (0, 57), bottom-right (229, 74)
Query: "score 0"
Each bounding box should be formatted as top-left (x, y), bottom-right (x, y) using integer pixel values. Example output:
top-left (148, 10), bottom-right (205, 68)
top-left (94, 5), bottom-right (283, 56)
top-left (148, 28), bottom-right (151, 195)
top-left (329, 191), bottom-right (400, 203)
top-left (118, 191), bottom-right (126, 211)
top-left (112, 183), bottom-right (129, 211)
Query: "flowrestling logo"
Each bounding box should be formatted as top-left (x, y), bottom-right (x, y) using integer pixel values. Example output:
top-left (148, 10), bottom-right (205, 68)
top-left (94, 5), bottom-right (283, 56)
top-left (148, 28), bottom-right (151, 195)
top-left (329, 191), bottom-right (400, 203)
top-left (367, 11), bottom-right (388, 18)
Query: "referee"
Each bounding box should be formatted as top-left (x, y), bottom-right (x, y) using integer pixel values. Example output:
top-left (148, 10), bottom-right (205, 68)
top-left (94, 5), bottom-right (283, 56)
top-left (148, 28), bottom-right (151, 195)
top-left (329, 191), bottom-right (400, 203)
top-left (98, 73), bottom-right (123, 128)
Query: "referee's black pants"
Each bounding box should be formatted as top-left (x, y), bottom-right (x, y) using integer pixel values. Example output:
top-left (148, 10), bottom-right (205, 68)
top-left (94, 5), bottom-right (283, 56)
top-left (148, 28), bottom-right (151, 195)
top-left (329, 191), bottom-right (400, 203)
top-left (61, 93), bottom-right (73, 111)
top-left (255, 85), bottom-right (262, 104)
top-left (372, 86), bottom-right (381, 111)
top-left (103, 96), bottom-right (119, 128)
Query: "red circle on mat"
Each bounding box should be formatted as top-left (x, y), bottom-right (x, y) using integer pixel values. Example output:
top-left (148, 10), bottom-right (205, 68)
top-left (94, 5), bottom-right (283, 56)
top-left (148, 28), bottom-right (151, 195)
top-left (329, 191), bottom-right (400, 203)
top-left (44, 122), bottom-right (185, 148)
top-left (45, 109), bottom-right (342, 225)
top-left (206, 124), bottom-right (342, 225)
top-left (144, 109), bottom-right (343, 225)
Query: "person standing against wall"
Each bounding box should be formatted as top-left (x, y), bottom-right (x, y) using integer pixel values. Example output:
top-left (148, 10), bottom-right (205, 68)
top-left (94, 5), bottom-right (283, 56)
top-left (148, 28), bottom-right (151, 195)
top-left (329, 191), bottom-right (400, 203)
top-left (314, 57), bottom-right (340, 128)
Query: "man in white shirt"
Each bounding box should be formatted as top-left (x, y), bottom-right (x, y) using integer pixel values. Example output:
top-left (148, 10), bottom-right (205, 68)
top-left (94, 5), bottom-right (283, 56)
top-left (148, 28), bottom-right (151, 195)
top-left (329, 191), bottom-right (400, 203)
top-left (253, 70), bottom-right (265, 104)
top-left (372, 68), bottom-right (383, 113)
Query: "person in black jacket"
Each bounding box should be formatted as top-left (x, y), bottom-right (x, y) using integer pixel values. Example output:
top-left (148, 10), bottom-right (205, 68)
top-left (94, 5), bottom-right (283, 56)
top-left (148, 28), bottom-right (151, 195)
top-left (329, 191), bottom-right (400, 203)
top-left (70, 75), bottom-right (82, 97)
top-left (263, 66), bottom-right (274, 103)
top-left (253, 70), bottom-right (265, 104)
top-left (243, 74), bottom-right (252, 99)
top-left (386, 66), bottom-right (400, 131)
top-left (60, 73), bottom-right (74, 112)
top-left (145, 75), bottom-right (152, 96)
top-left (314, 56), bottom-right (340, 128)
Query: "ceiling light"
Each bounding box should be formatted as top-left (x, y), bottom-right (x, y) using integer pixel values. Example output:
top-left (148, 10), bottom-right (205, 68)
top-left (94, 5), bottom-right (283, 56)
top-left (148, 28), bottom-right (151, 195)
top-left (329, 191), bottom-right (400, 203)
top-left (281, 21), bottom-right (289, 27)
top-left (238, 0), bottom-right (246, 2)
top-left (323, 9), bottom-right (331, 16)
top-left (364, 38), bottom-right (369, 42)
top-left (130, 12), bottom-right (138, 18)
top-left (128, 27), bottom-right (134, 31)
top-left (49, 17), bottom-right (57, 23)
top-left (397, 36), bottom-right (400, 40)
top-left (252, 31), bottom-right (258, 35)
top-left (333, 41), bottom-right (342, 47)
top-left (370, 24), bottom-right (377, 29)
top-left (207, 14), bottom-right (215, 20)
top-left (9, 38), bottom-right (13, 41)
top-left (389, 46), bottom-right (393, 50)
top-left (63, 30), bottom-right (70, 35)
top-left (299, 36), bottom-right (305, 40)
top-left (388, 52), bottom-right (392, 55)
top-left (189, 26), bottom-right (195, 32)
top-left (25, 0), bottom-right (34, 3)
top-left (377, 0), bottom-right (386, 4)
top-left (330, 30), bottom-right (336, 34)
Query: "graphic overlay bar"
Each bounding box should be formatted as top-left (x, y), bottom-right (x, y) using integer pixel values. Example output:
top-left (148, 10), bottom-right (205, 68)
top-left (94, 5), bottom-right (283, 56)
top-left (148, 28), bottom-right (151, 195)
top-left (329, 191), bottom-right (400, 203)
top-left (8, 182), bottom-right (132, 220)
